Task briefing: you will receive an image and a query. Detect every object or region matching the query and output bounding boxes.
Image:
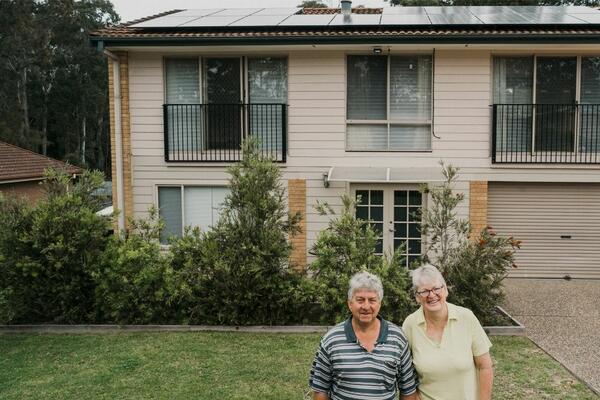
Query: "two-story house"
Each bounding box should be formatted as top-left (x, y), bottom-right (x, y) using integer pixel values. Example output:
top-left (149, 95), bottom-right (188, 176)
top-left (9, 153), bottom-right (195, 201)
top-left (90, 4), bottom-right (600, 279)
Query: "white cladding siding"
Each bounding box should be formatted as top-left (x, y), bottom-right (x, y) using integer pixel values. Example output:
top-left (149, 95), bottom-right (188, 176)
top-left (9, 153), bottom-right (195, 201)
top-left (488, 182), bottom-right (600, 279)
top-left (125, 49), bottom-right (600, 264)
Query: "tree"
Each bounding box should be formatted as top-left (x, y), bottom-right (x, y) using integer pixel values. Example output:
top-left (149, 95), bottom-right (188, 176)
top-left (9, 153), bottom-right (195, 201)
top-left (299, 1), bottom-right (329, 7)
top-left (0, 0), bottom-right (118, 174)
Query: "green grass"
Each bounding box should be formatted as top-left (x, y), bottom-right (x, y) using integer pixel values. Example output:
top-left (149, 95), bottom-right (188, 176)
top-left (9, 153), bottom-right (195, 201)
top-left (0, 333), bottom-right (596, 399)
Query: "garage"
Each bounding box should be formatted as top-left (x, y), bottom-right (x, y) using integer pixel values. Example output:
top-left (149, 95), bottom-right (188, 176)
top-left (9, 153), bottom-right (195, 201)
top-left (488, 182), bottom-right (600, 279)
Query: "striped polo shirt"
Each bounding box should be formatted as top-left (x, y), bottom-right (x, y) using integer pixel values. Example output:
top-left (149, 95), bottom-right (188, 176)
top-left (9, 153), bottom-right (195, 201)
top-left (310, 317), bottom-right (419, 400)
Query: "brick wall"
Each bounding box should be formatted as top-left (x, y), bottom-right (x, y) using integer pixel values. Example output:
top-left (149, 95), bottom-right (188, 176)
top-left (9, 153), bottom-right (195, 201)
top-left (469, 180), bottom-right (488, 239)
top-left (288, 179), bottom-right (307, 270)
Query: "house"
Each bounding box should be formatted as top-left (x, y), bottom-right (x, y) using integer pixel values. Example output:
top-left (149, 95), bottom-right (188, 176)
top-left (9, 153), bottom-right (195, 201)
top-left (90, 4), bottom-right (600, 279)
top-left (0, 141), bottom-right (82, 202)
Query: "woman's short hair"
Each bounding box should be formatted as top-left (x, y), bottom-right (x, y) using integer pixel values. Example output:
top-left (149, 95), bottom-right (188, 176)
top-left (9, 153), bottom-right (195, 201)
top-left (347, 271), bottom-right (384, 301)
top-left (410, 263), bottom-right (447, 293)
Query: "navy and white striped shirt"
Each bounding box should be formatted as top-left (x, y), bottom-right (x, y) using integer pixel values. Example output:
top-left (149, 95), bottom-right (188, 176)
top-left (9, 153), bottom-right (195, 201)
top-left (310, 317), bottom-right (419, 400)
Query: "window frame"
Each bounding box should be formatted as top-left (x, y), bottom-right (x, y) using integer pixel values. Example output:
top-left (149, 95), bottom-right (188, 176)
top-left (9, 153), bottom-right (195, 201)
top-left (344, 53), bottom-right (434, 153)
top-left (156, 184), bottom-right (229, 244)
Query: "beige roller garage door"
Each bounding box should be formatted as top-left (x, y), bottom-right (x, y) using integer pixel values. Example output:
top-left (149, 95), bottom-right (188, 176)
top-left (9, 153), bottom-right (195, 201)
top-left (488, 182), bottom-right (600, 279)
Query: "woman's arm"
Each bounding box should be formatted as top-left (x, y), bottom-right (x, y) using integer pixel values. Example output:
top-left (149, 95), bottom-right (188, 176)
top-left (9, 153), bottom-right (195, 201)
top-left (474, 352), bottom-right (493, 400)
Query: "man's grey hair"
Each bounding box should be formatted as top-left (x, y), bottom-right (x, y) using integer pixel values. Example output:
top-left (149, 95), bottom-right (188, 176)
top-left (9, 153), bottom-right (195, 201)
top-left (410, 263), bottom-right (447, 293)
top-left (347, 271), bottom-right (384, 301)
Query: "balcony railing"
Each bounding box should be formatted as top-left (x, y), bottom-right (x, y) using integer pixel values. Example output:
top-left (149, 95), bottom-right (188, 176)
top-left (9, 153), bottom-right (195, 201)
top-left (492, 104), bottom-right (600, 164)
top-left (163, 103), bottom-right (287, 162)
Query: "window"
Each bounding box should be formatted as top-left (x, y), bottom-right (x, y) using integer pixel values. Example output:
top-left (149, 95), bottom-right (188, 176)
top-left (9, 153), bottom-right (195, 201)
top-left (158, 186), bottom-right (229, 244)
top-left (164, 56), bottom-right (287, 156)
top-left (493, 55), bottom-right (600, 153)
top-left (346, 55), bottom-right (432, 151)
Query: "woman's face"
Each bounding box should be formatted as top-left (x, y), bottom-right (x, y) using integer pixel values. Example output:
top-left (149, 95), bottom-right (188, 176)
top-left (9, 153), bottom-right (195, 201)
top-left (415, 280), bottom-right (448, 313)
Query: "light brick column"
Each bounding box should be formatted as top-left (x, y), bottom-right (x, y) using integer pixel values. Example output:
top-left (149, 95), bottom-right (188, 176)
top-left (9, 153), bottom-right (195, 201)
top-left (107, 52), bottom-right (133, 231)
top-left (469, 180), bottom-right (488, 239)
top-left (288, 179), bottom-right (307, 270)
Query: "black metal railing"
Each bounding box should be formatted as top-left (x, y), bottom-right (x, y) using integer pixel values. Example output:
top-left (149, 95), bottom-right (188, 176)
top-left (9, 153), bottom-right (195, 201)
top-left (492, 104), bottom-right (600, 164)
top-left (163, 103), bottom-right (287, 162)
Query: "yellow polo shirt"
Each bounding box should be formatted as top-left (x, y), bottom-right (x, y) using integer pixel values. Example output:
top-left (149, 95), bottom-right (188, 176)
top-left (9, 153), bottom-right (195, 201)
top-left (402, 303), bottom-right (492, 400)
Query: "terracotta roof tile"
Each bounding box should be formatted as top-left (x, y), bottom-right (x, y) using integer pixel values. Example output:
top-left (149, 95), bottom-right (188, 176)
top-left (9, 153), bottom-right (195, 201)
top-left (0, 141), bottom-right (82, 183)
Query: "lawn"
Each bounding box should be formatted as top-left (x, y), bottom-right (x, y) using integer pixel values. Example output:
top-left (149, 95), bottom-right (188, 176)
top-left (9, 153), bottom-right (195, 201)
top-left (0, 333), bottom-right (596, 399)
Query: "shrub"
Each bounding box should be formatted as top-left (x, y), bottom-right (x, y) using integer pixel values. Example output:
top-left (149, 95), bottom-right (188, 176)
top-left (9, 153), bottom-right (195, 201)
top-left (308, 195), bottom-right (414, 325)
top-left (420, 163), bottom-right (519, 325)
top-left (182, 139), bottom-right (309, 325)
top-left (94, 207), bottom-right (174, 324)
top-left (0, 169), bottom-right (110, 323)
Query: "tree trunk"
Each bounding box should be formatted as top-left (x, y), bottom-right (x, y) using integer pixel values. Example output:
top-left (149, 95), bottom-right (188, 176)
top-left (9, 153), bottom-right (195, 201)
top-left (16, 68), bottom-right (30, 145)
top-left (41, 95), bottom-right (48, 156)
top-left (81, 115), bottom-right (86, 164)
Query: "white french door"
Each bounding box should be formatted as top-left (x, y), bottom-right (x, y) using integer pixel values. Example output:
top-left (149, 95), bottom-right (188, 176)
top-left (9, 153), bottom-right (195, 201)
top-left (352, 185), bottom-right (424, 267)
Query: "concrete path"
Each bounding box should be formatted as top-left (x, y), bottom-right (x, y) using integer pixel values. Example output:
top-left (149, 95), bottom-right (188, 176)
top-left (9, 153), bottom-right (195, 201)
top-left (502, 278), bottom-right (600, 395)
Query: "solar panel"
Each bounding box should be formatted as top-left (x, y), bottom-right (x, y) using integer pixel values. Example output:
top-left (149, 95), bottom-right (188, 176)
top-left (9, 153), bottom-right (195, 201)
top-left (571, 13), bottom-right (600, 23)
top-left (329, 14), bottom-right (381, 26)
top-left (167, 9), bottom-right (224, 17)
top-left (230, 15), bottom-right (290, 27)
top-left (382, 7), bottom-right (427, 15)
top-left (253, 8), bottom-right (300, 16)
top-left (210, 8), bottom-right (262, 16)
top-left (428, 14), bottom-right (483, 25)
top-left (278, 14), bottom-right (336, 26)
top-left (131, 16), bottom-right (201, 28)
top-left (380, 14), bottom-right (431, 25)
top-left (179, 16), bottom-right (245, 27)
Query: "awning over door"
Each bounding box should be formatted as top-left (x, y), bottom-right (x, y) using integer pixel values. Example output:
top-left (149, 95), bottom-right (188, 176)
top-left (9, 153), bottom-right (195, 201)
top-left (488, 182), bottom-right (600, 279)
top-left (325, 166), bottom-right (444, 184)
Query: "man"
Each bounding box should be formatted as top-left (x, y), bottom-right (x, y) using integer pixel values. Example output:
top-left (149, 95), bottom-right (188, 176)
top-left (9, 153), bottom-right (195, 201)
top-left (310, 271), bottom-right (419, 400)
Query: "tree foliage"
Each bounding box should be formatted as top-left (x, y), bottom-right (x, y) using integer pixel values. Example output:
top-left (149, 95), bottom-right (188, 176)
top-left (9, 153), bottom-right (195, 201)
top-left (0, 0), bottom-right (119, 175)
top-left (419, 163), bottom-right (520, 324)
top-left (308, 195), bottom-right (414, 325)
top-left (0, 168), bottom-right (110, 323)
top-left (299, 1), bottom-right (329, 7)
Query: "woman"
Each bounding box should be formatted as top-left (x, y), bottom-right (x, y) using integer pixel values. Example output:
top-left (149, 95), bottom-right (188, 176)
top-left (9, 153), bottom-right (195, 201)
top-left (402, 264), bottom-right (493, 400)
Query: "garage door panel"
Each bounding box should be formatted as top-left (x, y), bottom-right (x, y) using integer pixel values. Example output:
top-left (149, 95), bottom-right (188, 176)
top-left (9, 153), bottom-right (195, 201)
top-left (488, 182), bottom-right (600, 279)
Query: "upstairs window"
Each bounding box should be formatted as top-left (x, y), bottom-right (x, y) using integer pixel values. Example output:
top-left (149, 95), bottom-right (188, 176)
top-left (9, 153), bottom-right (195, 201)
top-left (346, 55), bottom-right (432, 151)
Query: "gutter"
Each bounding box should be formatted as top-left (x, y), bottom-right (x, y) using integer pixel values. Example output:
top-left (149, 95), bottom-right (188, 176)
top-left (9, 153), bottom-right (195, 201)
top-left (91, 33), bottom-right (600, 48)
top-left (102, 49), bottom-right (126, 233)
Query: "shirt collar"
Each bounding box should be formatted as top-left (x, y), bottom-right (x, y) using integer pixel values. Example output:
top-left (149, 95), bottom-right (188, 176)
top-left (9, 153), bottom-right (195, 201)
top-left (416, 302), bottom-right (459, 325)
top-left (344, 315), bottom-right (389, 344)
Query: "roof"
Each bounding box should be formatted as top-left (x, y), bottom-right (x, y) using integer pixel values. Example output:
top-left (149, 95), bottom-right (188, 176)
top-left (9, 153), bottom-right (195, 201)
top-left (91, 6), bottom-right (600, 46)
top-left (0, 141), bottom-right (82, 183)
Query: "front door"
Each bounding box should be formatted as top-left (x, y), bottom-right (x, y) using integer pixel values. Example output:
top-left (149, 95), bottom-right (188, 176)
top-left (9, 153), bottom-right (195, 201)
top-left (353, 185), bottom-right (424, 267)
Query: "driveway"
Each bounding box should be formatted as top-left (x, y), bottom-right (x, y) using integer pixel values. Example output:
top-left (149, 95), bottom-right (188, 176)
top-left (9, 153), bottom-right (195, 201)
top-left (502, 278), bottom-right (600, 395)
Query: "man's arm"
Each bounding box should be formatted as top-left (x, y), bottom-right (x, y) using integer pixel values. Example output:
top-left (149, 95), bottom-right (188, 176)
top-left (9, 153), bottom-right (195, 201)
top-left (313, 392), bottom-right (328, 400)
top-left (474, 352), bottom-right (493, 400)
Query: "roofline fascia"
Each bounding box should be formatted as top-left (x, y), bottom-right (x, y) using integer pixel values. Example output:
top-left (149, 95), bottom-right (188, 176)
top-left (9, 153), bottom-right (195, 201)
top-left (92, 34), bottom-right (600, 48)
top-left (0, 177), bottom-right (46, 185)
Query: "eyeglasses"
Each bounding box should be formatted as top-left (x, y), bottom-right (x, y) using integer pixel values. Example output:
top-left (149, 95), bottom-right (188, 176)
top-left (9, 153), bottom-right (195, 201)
top-left (416, 285), bottom-right (445, 298)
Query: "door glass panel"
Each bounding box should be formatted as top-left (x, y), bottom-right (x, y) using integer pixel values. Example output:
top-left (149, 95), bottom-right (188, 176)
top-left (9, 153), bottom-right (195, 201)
top-left (205, 58), bottom-right (241, 150)
top-left (354, 189), bottom-right (385, 256)
top-left (393, 190), bottom-right (423, 267)
top-left (535, 57), bottom-right (576, 152)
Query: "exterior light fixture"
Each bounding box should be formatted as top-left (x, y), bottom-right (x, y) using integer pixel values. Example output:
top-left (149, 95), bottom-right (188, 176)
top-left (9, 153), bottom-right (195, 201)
top-left (372, 47), bottom-right (382, 55)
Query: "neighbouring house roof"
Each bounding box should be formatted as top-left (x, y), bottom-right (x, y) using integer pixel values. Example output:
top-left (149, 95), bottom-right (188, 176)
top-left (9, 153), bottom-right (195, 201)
top-left (91, 6), bottom-right (600, 47)
top-left (0, 141), bottom-right (82, 183)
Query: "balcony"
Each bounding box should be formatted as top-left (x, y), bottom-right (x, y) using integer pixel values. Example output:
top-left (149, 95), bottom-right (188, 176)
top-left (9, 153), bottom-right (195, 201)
top-left (163, 103), bottom-right (287, 162)
top-left (492, 104), bottom-right (600, 164)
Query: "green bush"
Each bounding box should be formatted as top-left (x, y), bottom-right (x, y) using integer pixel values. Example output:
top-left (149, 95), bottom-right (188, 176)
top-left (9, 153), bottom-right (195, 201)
top-left (308, 195), bottom-right (414, 325)
top-left (420, 164), bottom-right (519, 325)
top-left (0, 169), bottom-right (110, 323)
top-left (94, 207), bottom-right (174, 324)
top-left (191, 139), bottom-right (309, 325)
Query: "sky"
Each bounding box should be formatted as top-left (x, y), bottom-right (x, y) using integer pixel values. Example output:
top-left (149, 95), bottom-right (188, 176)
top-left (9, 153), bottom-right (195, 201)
top-left (110, 0), bottom-right (390, 23)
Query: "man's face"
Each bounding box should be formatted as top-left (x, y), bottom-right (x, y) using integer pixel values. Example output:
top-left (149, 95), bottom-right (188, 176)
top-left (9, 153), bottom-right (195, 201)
top-left (348, 289), bottom-right (381, 325)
